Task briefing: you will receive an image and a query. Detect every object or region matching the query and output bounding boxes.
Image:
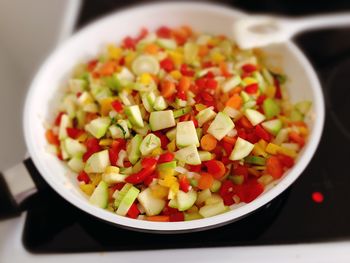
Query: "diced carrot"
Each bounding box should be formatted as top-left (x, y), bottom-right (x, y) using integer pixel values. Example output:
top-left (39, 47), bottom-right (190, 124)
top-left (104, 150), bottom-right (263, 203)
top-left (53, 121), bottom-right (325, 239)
top-left (145, 43), bottom-right (159, 54)
top-left (198, 45), bottom-right (209, 57)
top-left (225, 94), bottom-right (242, 109)
top-left (289, 131), bottom-right (305, 147)
top-left (222, 136), bottom-right (237, 145)
top-left (46, 129), bottom-right (59, 146)
top-left (198, 172), bottom-right (214, 190)
top-left (99, 60), bottom-right (118, 76)
top-left (178, 76), bottom-right (191, 92)
top-left (200, 134), bottom-right (217, 151)
top-left (146, 215), bottom-right (170, 222)
top-left (160, 80), bottom-right (176, 98)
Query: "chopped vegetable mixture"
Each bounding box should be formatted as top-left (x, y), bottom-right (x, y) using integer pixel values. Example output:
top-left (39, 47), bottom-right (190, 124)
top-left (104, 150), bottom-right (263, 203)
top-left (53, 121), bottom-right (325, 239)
top-left (46, 26), bottom-right (312, 222)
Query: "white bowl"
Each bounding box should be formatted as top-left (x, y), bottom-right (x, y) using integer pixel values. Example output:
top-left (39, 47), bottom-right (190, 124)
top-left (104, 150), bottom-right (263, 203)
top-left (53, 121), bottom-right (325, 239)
top-left (23, 2), bottom-right (325, 232)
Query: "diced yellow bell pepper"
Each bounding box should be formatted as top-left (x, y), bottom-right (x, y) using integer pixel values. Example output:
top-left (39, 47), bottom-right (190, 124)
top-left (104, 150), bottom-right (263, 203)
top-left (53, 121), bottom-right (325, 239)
top-left (252, 143), bottom-right (268, 157)
top-left (257, 139), bottom-right (268, 150)
top-left (265, 143), bottom-right (280, 155)
top-left (195, 104), bottom-right (207, 111)
top-left (159, 174), bottom-right (177, 187)
top-left (79, 184), bottom-right (95, 196)
top-left (100, 97), bottom-right (114, 116)
top-left (242, 77), bottom-right (258, 86)
top-left (107, 44), bottom-right (122, 60)
top-left (151, 147), bottom-right (163, 156)
top-left (208, 37), bottom-right (220, 46)
top-left (170, 70), bottom-right (182, 80)
top-left (150, 184), bottom-right (169, 199)
top-left (168, 51), bottom-right (183, 66)
top-left (170, 182), bottom-right (179, 194)
top-left (125, 52), bottom-right (136, 68)
top-left (99, 139), bottom-right (113, 146)
top-left (105, 166), bottom-right (120, 174)
top-left (167, 139), bottom-right (176, 152)
top-left (139, 73), bottom-right (153, 85)
top-left (90, 174), bottom-right (102, 187)
top-left (158, 168), bottom-right (175, 179)
top-left (299, 126), bottom-right (309, 137)
top-left (278, 146), bottom-right (297, 158)
top-left (77, 133), bottom-right (88, 143)
top-left (266, 85), bottom-right (276, 98)
top-left (210, 52), bottom-right (225, 63)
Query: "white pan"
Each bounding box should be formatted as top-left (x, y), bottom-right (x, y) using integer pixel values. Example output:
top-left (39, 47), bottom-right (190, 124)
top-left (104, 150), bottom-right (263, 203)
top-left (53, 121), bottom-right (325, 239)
top-left (0, 2), bottom-right (325, 233)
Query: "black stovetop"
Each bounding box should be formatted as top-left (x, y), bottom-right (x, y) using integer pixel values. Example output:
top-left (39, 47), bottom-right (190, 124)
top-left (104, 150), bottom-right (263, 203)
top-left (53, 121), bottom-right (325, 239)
top-left (22, 0), bottom-right (350, 254)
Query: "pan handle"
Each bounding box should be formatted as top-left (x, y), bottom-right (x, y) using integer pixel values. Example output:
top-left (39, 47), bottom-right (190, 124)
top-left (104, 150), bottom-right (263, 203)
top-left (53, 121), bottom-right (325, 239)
top-left (0, 159), bottom-right (38, 220)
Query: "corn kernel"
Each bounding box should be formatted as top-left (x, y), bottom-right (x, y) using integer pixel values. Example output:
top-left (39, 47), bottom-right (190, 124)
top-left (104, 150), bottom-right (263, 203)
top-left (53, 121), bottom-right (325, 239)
top-left (242, 77), bottom-right (258, 86)
top-left (105, 166), bottom-right (120, 174)
top-left (99, 139), bottom-right (113, 146)
top-left (170, 70), bottom-right (182, 80)
top-left (139, 73), bottom-right (153, 85)
top-left (150, 184), bottom-right (169, 199)
top-left (100, 97), bottom-right (114, 116)
top-left (79, 184), bottom-right (95, 196)
top-left (167, 139), bottom-right (176, 152)
top-left (107, 44), bottom-right (122, 60)
top-left (266, 85), bottom-right (276, 98)
top-left (265, 143), bottom-right (280, 155)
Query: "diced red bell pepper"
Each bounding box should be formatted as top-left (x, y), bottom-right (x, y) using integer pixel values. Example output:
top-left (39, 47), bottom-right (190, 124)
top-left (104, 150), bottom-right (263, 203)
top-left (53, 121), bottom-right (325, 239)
top-left (221, 141), bottom-right (234, 156)
top-left (158, 152), bottom-right (174, 163)
top-left (111, 100), bottom-right (123, 113)
top-left (169, 212), bottom-right (185, 222)
top-left (144, 173), bottom-right (158, 186)
top-left (111, 182), bottom-right (126, 192)
top-left (111, 139), bottom-right (126, 151)
top-left (66, 127), bottom-right (85, 139)
top-left (46, 129), bottom-right (60, 146)
top-left (87, 59), bottom-right (98, 72)
top-left (233, 165), bottom-right (249, 178)
top-left (190, 115), bottom-right (198, 128)
top-left (54, 112), bottom-right (64, 126)
top-left (179, 176), bottom-right (191, 193)
top-left (245, 83), bottom-right (259, 94)
top-left (188, 164), bottom-right (201, 173)
top-left (127, 203), bottom-right (140, 219)
top-left (222, 193), bottom-right (235, 206)
top-left (141, 157), bottom-right (158, 168)
top-left (276, 154), bottom-right (294, 168)
top-left (156, 26), bottom-right (172, 38)
top-left (235, 179), bottom-right (264, 203)
top-left (125, 159), bottom-right (157, 184)
top-left (221, 156), bottom-right (231, 165)
top-left (153, 131), bottom-right (169, 150)
top-left (255, 125), bottom-right (271, 142)
top-left (219, 180), bottom-right (235, 206)
top-left (195, 78), bottom-right (206, 90)
top-left (136, 28), bottom-right (148, 42)
top-left (237, 116), bottom-right (254, 129)
top-left (162, 204), bottom-right (179, 216)
top-left (160, 58), bottom-right (174, 72)
top-left (122, 36), bottom-right (136, 50)
top-left (177, 90), bottom-right (187, 100)
top-left (274, 78), bottom-right (282, 99)
top-left (83, 138), bottom-right (101, 162)
top-left (266, 156), bottom-right (284, 179)
top-left (206, 78), bottom-right (218, 89)
top-left (205, 71), bottom-right (215, 79)
top-left (204, 160), bottom-right (226, 180)
top-left (242, 64), bottom-right (257, 73)
top-left (108, 148), bottom-right (119, 166)
top-left (256, 94), bottom-right (267, 105)
top-left (289, 132), bottom-right (305, 147)
top-left (77, 171), bottom-right (90, 184)
top-left (180, 64), bottom-right (195, 77)
top-left (245, 131), bottom-right (260, 144)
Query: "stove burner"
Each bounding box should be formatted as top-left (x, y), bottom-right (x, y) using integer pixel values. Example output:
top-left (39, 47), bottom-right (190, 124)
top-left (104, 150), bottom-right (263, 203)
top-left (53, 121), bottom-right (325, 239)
top-left (327, 58), bottom-right (350, 140)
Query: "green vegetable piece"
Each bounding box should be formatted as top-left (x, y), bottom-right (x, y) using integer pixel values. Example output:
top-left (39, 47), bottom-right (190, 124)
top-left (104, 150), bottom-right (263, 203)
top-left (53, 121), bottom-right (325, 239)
top-left (295, 101), bottom-right (312, 115)
top-left (125, 105), bottom-right (144, 128)
top-left (89, 181), bottom-right (108, 208)
top-left (210, 180), bottom-right (222, 193)
top-left (263, 98), bottom-right (280, 119)
top-left (149, 110), bottom-right (176, 131)
top-left (207, 112), bottom-right (235, 141)
top-left (157, 161), bottom-right (177, 172)
top-left (177, 190), bottom-right (197, 212)
top-left (231, 175), bottom-right (244, 185)
top-left (116, 186), bottom-right (140, 216)
top-left (127, 134), bottom-right (143, 165)
top-left (199, 201), bottom-right (227, 218)
top-left (138, 188), bottom-right (166, 216)
top-left (261, 119), bottom-right (282, 136)
top-left (132, 55), bottom-right (160, 76)
top-left (175, 144), bottom-right (201, 165)
top-left (176, 121), bottom-right (200, 148)
top-left (84, 150), bottom-right (110, 173)
top-left (173, 106), bottom-right (192, 118)
top-left (244, 155), bottom-right (266, 166)
top-left (114, 183), bottom-right (133, 208)
top-left (85, 117), bottom-right (111, 139)
top-left (139, 133), bottom-right (161, 156)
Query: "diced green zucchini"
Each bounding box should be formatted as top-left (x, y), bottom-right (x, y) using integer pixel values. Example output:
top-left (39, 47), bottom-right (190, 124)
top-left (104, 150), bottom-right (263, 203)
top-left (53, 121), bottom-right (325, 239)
top-left (139, 133), bottom-right (161, 156)
top-left (137, 188), bottom-right (166, 216)
top-left (196, 107), bottom-right (216, 127)
top-left (173, 106), bottom-right (191, 118)
top-left (69, 79), bottom-right (87, 93)
top-left (229, 137), bottom-right (254, 161)
top-left (184, 42), bottom-right (198, 64)
top-left (67, 156), bottom-right (84, 173)
top-left (166, 128), bottom-right (177, 141)
top-left (153, 96), bottom-right (168, 111)
top-left (176, 121), bottom-right (199, 148)
top-left (177, 190), bottom-right (197, 212)
top-left (125, 105), bottom-right (144, 128)
top-left (114, 183), bottom-right (132, 208)
top-left (109, 120), bottom-right (130, 139)
top-left (58, 114), bottom-right (71, 140)
top-left (127, 134), bottom-right (143, 165)
top-left (89, 181), bottom-right (108, 208)
top-left (132, 55), bottom-right (159, 76)
top-left (157, 38), bottom-right (177, 50)
top-left (198, 151), bottom-right (213, 161)
top-left (185, 212), bottom-right (203, 221)
top-left (244, 155), bottom-right (266, 165)
top-left (207, 112), bottom-right (235, 140)
top-left (116, 186), bottom-right (140, 216)
top-left (231, 175), bottom-right (244, 185)
top-left (196, 128), bottom-right (203, 140)
top-left (222, 75), bottom-right (241, 93)
top-left (290, 109), bottom-right (304, 121)
top-left (295, 101), bottom-right (312, 115)
top-left (196, 189), bottom-right (212, 205)
top-left (175, 144), bottom-right (201, 165)
top-left (205, 194), bottom-right (223, 205)
top-left (263, 98), bottom-right (280, 119)
top-left (149, 110), bottom-right (176, 131)
top-left (244, 109), bottom-right (266, 126)
top-left (262, 119), bottom-right (282, 136)
top-left (273, 128), bottom-right (289, 145)
top-left (210, 180), bottom-right (222, 193)
top-left (223, 106), bottom-right (242, 120)
top-left (84, 150), bottom-right (110, 173)
top-left (85, 117), bottom-right (111, 139)
top-left (199, 200), bottom-right (227, 218)
top-left (64, 138), bottom-right (86, 157)
top-left (168, 199), bottom-right (178, 209)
